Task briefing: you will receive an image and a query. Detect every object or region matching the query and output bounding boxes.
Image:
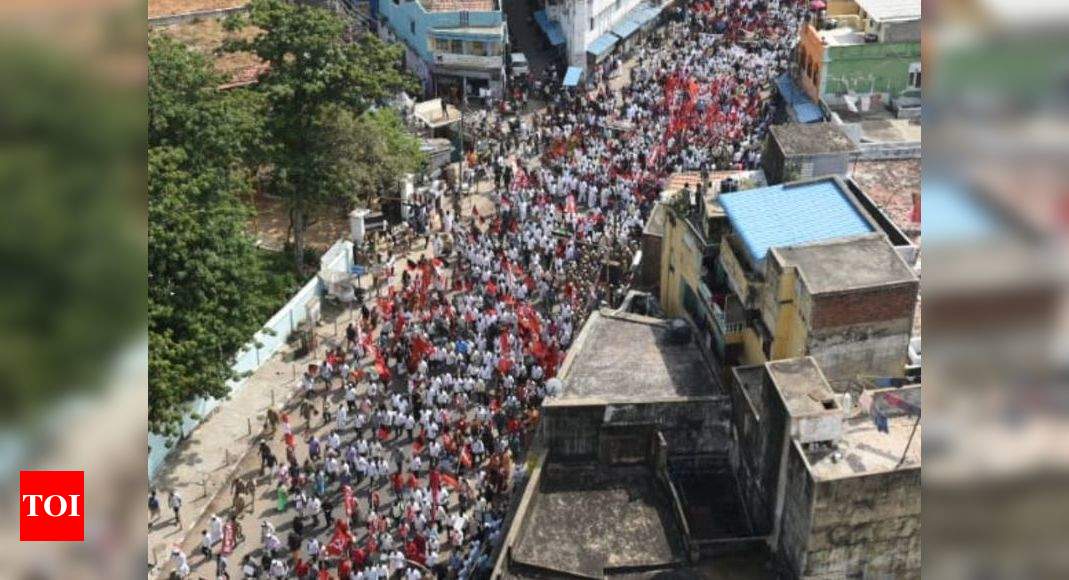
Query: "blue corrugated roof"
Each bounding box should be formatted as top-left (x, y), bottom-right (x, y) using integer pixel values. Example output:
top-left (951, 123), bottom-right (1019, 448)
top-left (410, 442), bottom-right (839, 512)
top-left (587, 33), bottom-right (618, 57)
top-left (922, 179), bottom-right (1000, 245)
top-left (720, 178), bottom-right (875, 265)
top-left (534, 10), bottom-right (566, 46)
top-left (562, 66), bottom-right (583, 87)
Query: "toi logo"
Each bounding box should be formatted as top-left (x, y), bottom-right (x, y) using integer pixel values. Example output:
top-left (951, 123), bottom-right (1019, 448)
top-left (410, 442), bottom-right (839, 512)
top-left (19, 471), bottom-right (84, 542)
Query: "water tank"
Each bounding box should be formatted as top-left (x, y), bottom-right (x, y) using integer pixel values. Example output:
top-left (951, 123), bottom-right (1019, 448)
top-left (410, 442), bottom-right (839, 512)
top-left (349, 208), bottom-right (371, 246)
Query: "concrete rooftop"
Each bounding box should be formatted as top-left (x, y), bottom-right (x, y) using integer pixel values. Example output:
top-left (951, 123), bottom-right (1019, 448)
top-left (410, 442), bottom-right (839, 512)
top-left (772, 233), bottom-right (917, 295)
top-left (558, 311), bottom-right (717, 403)
top-left (805, 387), bottom-right (922, 480)
top-left (511, 464), bottom-right (687, 576)
top-left (769, 123), bottom-right (858, 156)
top-left (767, 357), bottom-right (838, 417)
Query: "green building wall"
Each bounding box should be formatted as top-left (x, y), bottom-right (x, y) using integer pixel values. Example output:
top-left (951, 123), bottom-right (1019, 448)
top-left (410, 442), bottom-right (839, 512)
top-left (823, 42), bottom-right (921, 97)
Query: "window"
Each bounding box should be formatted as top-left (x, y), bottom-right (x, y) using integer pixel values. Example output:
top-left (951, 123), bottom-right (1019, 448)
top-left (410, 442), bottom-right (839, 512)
top-left (590, 17), bottom-right (595, 31)
top-left (614, 0), bottom-right (620, 10)
top-left (469, 41), bottom-right (488, 56)
top-left (410, 20), bottom-right (416, 34)
top-left (450, 39), bottom-right (463, 54)
top-left (460, 11), bottom-right (470, 26)
top-left (908, 62), bottom-right (922, 89)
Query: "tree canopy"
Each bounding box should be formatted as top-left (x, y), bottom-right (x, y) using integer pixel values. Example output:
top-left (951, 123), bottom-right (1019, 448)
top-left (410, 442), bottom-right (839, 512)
top-left (225, 0), bottom-right (422, 275)
top-left (148, 36), bottom-right (268, 435)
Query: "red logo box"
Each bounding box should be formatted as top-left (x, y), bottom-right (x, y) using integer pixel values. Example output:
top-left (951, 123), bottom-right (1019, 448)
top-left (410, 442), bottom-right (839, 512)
top-left (19, 471), bottom-right (84, 542)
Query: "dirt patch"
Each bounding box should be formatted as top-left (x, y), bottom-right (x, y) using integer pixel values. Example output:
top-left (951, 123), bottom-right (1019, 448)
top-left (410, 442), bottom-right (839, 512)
top-left (154, 18), bottom-right (264, 85)
top-left (150, 0), bottom-right (248, 19)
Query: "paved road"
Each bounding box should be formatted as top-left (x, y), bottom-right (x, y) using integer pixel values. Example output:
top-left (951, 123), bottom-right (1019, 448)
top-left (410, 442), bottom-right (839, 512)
top-left (148, 186), bottom-right (498, 578)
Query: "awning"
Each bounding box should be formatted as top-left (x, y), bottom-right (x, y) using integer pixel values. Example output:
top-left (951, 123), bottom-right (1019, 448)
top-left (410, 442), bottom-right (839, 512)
top-left (533, 10), bottom-right (566, 47)
top-left (610, 2), bottom-right (662, 39)
top-left (586, 33), bottom-right (619, 57)
top-left (562, 66), bottom-right (583, 87)
top-left (611, 17), bottom-right (642, 39)
top-left (631, 3), bottom-right (663, 28)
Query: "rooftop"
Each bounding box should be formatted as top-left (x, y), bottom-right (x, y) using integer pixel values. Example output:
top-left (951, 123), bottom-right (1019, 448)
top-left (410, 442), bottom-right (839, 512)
top-left (816, 24), bottom-right (867, 46)
top-left (771, 234), bottom-right (917, 295)
top-left (719, 176), bottom-right (877, 266)
top-left (855, 0), bottom-right (922, 22)
top-left (766, 358), bottom-right (838, 418)
top-left (804, 386), bottom-right (922, 480)
top-left (850, 160), bottom-right (920, 240)
top-left (557, 311), bottom-right (717, 403)
top-left (511, 464), bottom-right (686, 576)
top-left (769, 122), bottom-right (858, 156)
top-left (643, 203), bottom-right (667, 237)
top-left (413, 99), bottom-right (462, 129)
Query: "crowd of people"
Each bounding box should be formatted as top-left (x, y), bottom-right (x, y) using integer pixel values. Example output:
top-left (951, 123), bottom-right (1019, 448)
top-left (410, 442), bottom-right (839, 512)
top-left (164, 1), bottom-right (807, 578)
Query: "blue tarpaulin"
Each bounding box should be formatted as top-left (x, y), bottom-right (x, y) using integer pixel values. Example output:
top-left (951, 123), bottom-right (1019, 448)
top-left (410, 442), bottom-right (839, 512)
top-left (534, 10), bottom-right (566, 47)
top-left (562, 66), bottom-right (583, 87)
top-left (586, 33), bottom-right (619, 57)
top-left (775, 72), bottom-right (824, 123)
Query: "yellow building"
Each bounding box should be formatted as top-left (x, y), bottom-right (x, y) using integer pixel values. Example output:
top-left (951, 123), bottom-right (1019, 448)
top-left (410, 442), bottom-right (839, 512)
top-left (656, 171), bottom-right (764, 361)
top-left (714, 177), bottom-right (919, 384)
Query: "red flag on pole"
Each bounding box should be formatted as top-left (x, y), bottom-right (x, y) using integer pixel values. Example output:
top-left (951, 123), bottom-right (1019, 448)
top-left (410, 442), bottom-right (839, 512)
top-left (326, 522), bottom-right (351, 556)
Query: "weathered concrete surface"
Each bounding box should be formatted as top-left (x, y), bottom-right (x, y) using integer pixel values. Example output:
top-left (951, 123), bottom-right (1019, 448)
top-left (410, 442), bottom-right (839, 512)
top-left (561, 311), bottom-right (717, 402)
top-left (511, 465), bottom-right (687, 577)
top-left (780, 440), bottom-right (921, 579)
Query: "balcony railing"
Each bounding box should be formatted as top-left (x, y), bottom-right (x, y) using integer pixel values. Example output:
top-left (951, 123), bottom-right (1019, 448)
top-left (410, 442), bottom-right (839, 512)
top-left (433, 52), bottom-right (503, 70)
top-left (712, 301), bottom-right (744, 337)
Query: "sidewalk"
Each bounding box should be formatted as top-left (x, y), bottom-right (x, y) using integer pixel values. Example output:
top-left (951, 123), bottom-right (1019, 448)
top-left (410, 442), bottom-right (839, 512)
top-left (148, 187), bottom-right (496, 575)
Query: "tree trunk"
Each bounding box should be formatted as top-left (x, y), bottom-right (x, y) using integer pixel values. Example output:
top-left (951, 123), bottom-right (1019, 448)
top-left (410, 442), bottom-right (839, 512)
top-left (293, 206), bottom-right (306, 277)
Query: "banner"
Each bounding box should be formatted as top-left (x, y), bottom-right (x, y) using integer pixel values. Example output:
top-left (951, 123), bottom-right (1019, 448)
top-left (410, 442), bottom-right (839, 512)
top-left (221, 520), bottom-right (236, 555)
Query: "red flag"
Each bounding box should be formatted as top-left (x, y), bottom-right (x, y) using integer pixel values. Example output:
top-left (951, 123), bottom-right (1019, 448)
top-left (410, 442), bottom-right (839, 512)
top-left (221, 520), bottom-right (236, 555)
top-left (326, 523), bottom-right (351, 556)
top-left (499, 332), bottom-right (509, 353)
top-left (460, 446), bottom-right (473, 469)
top-left (497, 357), bottom-right (513, 375)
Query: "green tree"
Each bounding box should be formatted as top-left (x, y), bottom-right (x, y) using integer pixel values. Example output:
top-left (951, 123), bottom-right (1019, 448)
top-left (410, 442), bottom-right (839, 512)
top-left (225, 0), bottom-right (419, 275)
top-left (319, 106), bottom-right (425, 207)
top-left (148, 36), bottom-right (268, 435)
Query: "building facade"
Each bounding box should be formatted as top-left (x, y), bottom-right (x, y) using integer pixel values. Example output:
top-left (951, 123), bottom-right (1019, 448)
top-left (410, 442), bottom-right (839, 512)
top-left (374, 0), bottom-right (507, 101)
top-left (795, 0), bottom-right (921, 108)
top-left (712, 177), bottom-right (919, 384)
top-left (542, 0), bottom-right (664, 70)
